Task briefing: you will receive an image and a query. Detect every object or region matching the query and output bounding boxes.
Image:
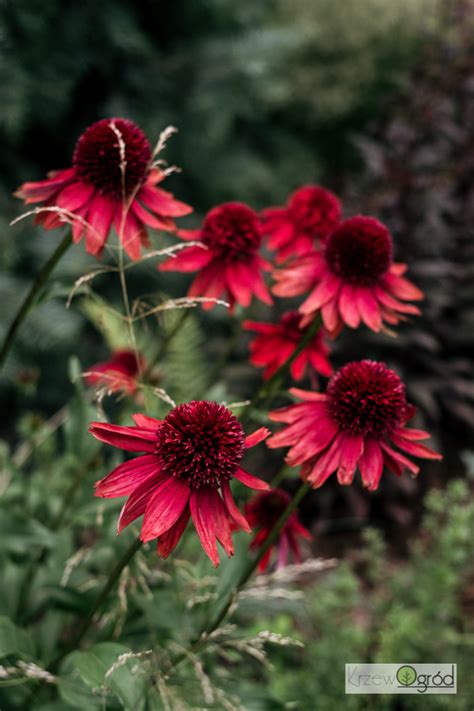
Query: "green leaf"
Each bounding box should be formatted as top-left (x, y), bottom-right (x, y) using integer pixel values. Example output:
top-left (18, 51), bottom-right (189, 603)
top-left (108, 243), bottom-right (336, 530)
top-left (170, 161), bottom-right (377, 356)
top-left (0, 616), bottom-right (35, 659)
top-left (67, 642), bottom-right (148, 710)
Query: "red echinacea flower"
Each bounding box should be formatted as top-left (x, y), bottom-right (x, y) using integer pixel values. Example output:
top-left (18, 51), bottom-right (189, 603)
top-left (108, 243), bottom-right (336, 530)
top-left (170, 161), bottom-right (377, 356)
top-left (245, 488), bottom-right (312, 572)
top-left (15, 118), bottom-right (192, 260)
top-left (262, 184), bottom-right (341, 263)
top-left (273, 216), bottom-right (423, 335)
top-left (243, 311), bottom-right (333, 381)
top-left (89, 401), bottom-right (270, 566)
top-left (85, 349), bottom-right (145, 395)
top-left (159, 202), bottom-right (273, 311)
top-left (267, 360), bottom-right (442, 491)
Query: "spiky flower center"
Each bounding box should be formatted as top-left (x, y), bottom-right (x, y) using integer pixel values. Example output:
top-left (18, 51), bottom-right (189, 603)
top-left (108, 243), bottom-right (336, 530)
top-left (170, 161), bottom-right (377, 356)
top-left (326, 360), bottom-right (407, 437)
top-left (200, 202), bottom-right (262, 262)
top-left (325, 216), bottom-right (392, 286)
top-left (247, 489), bottom-right (290, 527)
top-left (156, 401), bottom-right (245, 489)
top-left (73, 118), bottom-right (152, 200)
top-left (288, 185), bottom-right (341, 240)
top-left (280, 311), bottom-right (307, 341)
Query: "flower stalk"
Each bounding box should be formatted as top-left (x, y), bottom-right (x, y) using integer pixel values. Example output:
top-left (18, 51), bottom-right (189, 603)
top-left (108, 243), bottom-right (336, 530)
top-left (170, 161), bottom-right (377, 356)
top-left (0, 232), bottom-right (72, 370)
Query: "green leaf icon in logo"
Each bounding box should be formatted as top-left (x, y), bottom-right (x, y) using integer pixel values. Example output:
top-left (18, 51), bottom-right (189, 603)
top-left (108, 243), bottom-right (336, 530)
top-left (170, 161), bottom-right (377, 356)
top-left (397, 665), bottom-right (417, 686)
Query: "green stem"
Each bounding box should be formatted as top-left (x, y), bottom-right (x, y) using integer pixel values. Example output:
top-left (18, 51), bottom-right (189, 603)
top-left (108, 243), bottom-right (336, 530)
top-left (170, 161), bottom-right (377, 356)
top-left (49, 535), bottom-right (142, 672)
top-left (239, 313), bottom-right (322, 426)
top-left (0, 232), bottom-right (72, 370)
top-left (142, 309), bottom-right (190, 381)
top-left (167, 482), bottom-right (310, 674)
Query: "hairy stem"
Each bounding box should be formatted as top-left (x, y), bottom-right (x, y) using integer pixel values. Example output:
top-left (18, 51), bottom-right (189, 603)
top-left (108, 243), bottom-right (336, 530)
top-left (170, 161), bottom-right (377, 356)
top-left (0, 232), bottom-right (72, 370)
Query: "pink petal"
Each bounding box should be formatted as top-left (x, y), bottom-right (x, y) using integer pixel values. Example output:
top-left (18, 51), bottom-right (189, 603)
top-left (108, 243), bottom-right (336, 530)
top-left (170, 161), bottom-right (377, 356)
top-left (384, 272), bottom-right (423, 301)
top-left (379, 441), bottom-right (420, 475)
top-left (285, 415), bottom-right (339, 466)
top-left (226, 263), bottom-right (253, 307)
top-left (85, 194), bottom-right (115, 255)
top-left (210, 489), bottom-right (234, 557)
top-left (89, 422), bottom-right (157, 452)
top-left (389, 433), bottom-right (442, 460)
top-left (156, 505), bottom-right (191, 558)
top-left (190, 489), bottom-right (219, 566)
top-left (358, 438), bottom-right (384, 491)
top-left (299, 273), bottom-right (341, 314)
top-left (118, 210), bottom-right (143, 260)
top-left (160, 246), bottom-right (212, 272)
top-left (234, 467), bottom-right (270, 491)
top-left (393, 426), bottom-right (432, 441)
top-left (306, 432), bottom-right (344, 488)
top-left (138, 185), bottom-right (192, 217)
top-left (355, 287), bottom-right (382, 332)
top-left (131, 199), bottom-right (175, 231)
top-left (288, 388), bottom-right (327, 402)
top-left (336, 434), bottom-right (364, 485)
top-left (245, 427), bottom-right (270, 449)
top-left (141, 477), bottom-right (190, 542)
top-left (338, 284), bottom-right (360, 327)
top-left (57, 181), bottom-right (95, 211)
top-left (117, 476), bottom-right (160, 533)
top-left (221, 481), bottom-right (251, 533)
top-left (15, 168), bottom-right (76, 203)
top-left (95, 454), bottom-right (161, 498)
top-left (131, 414), bottom-right (162, 430)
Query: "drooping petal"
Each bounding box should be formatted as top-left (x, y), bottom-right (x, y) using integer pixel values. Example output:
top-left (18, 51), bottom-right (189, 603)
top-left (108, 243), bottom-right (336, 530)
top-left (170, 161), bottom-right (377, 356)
top-left (141, 477), bottom-right (190, 542)
top-left (83, 193), bottom-right (115, 255)
top-left (209, 489), bottom-right (234, 557)
top-left (299, 273), bottom-right (341, 314)
top-left (306, 433), bottom-right (345, 488)
top-left (190, 489), bottom-right (219, 566)
top-left (336, 434), bottom-right (364, 485)
top-left (57, 181), bottom-right (95, 211)
top-left (138, 184), bottom-right (192, 217)
top-left (131, 414), bottom-right (162, 430)
top-left (355, 287), bottom-right (382, 332)
top-left (358, 438), bottom-right (383, 491)
top-left (245, 427), bottom-right (270, 449)
top-left (160, 246), bottom-right (212, 272)
top-left (234, 467), bottom-right (270, 491)
top-left (221, 481), bottom-right (251, 533)
top-left (390, 432), bottom-right (442, 460)
top-left (117, 475), bottom-right (163, 533)
top-left (339, 284), bottom-right (361, 328)
top-left (89, 422), bottom-right (157, 452)
top-left (95, 454), bottom-right (161, 497)
top-left (156, 505), bottom-right (191, 559)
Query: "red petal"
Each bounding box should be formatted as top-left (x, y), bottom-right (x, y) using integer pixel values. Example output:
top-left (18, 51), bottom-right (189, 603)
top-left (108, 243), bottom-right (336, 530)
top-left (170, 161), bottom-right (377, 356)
top-left (210, 490), bottom-right (234, 557)
top-left (160, 246), bottom-right (212, 272)
top-left (57, 181), bottom-right (95, 211)
top-left (140, 477), bottom-right (190, 542)
top-left (234, 467), bottom-right (270, 491)
top-left (156, 505), bottom-right (191, 558)
top-left (190, 489), bottom-right (219, 566)
top-left (95, 454), bottom-right (161, 498)
top-left (358, 438), bottom-right (383, 491)
top-left (89, 422), bottom-right (157, 452)
top-left (245, 427), bottom-right (270, 449)
top-left (221, 481), bottom-right (251, 533)
top-left (138, 185), bottom-right (192, 217)
top-left (131, 414), bottom-right (162, 430)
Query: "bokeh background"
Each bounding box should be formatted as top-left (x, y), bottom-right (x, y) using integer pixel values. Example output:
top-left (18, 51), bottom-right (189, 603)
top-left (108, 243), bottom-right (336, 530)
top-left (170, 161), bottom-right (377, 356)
top-left (0, 2), bottom-right (473, 707)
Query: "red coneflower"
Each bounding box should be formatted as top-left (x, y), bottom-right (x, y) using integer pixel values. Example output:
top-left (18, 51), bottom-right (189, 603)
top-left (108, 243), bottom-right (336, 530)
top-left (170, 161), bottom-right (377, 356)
top-left (84, 349), bottom-right (145, 395)
top-left (245, 488), bottom-right (312, 572)
top-left (89, 401), bottom-right (270, 566)
top-left (262, 185), bottom-right (341, 263)
top-left (267, 360), bottom-right (441, 491)
top-left (243, 311), bottom-right (333, 381)
top-left (15, 118), bottom-right (192, 260)
top-left (159, 202), bottom-right (273, 311)
top-left (272, 216), bottom-right (422, 334)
